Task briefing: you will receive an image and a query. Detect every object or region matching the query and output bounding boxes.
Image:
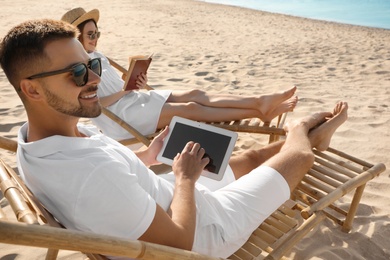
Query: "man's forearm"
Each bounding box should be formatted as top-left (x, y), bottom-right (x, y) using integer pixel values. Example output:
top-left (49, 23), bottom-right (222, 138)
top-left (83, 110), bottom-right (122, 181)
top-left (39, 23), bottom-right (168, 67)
top-left (169, 179), bottom-right (197, 250)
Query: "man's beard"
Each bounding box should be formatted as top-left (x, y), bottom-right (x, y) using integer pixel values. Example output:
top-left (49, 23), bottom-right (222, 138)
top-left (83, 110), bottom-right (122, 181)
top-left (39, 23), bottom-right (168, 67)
top-left (42, 86), bottom-right (101, 118)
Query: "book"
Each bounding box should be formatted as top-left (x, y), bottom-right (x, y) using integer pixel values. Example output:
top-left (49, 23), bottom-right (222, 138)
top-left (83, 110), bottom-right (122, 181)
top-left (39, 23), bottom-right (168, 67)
top-left (123, 53), bottom-right (153, 91)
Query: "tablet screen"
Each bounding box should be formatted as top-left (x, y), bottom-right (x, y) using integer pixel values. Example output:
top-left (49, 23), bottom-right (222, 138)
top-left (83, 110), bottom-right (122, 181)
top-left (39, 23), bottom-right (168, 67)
top-left (157, 116), bottom-right (238, 180)
top-left (161, 122), bottom-right (232, 174)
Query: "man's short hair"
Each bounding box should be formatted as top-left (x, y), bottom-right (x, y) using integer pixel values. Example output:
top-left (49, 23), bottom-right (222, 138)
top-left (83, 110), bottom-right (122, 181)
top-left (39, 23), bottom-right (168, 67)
top-left (0, 19), bottom-right (79, 90)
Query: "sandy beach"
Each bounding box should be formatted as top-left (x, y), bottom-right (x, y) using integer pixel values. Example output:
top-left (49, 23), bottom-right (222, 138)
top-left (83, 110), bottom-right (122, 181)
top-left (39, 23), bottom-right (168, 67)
top-left (0, 0), bottom-right (389, 259)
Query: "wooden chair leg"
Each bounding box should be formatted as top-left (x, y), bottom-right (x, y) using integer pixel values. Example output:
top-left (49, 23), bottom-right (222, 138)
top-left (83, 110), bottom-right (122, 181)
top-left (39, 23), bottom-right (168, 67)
top-left (45, 248), bottom-right (59, 260)
top-left (342, 184), bottom-right (366, 232)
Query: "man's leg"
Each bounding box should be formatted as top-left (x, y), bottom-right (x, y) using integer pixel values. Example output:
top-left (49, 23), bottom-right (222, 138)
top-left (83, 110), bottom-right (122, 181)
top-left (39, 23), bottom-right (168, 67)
top-left (228, 140), bottom-right (285, 179)
top-left (207, 102), bottom-right (348, 257)
top-left (229, 101), bottom-right (348, 191)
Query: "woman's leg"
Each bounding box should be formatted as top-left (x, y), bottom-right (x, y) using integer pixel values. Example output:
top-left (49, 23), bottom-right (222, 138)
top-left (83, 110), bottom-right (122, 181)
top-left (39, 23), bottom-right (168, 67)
top-left (156, 102), bottom-right (259, 129)
top-left (166, 86), bottom-right (298, 122)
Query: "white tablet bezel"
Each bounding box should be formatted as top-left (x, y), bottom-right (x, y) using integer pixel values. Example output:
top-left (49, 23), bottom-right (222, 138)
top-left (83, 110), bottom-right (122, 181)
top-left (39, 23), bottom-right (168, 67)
top-left (157, 116), bottom-right (238, 181)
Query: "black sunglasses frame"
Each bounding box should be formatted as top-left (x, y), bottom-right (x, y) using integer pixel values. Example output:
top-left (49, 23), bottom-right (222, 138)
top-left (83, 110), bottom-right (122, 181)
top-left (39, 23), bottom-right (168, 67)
top-left (27, 58), bottom-right (102, 87)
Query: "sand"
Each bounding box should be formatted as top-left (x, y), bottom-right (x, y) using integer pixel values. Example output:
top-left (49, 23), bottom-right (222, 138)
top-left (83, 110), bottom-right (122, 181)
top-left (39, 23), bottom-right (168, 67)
top-left (0, 0), bottom-right (389, 259)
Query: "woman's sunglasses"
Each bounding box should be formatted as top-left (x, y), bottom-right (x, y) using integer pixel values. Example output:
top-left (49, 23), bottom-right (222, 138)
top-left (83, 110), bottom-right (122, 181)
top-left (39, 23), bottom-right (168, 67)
top-left (27, 58), bottom-right (102, 87)
top-left (87, 31), bottom-right (101, 40)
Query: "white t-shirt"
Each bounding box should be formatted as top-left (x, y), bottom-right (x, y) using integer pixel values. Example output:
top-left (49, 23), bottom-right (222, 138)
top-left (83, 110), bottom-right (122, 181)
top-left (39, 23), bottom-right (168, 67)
top-left (17, 123), bottom-right (289, 258)
top-left (88, 51), bottom-right (172, 141)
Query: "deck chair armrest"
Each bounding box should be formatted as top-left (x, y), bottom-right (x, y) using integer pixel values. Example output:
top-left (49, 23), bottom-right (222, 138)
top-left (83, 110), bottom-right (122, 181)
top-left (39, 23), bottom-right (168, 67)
top-left (0, 221), bottom-right (223, 260)
top-left (101, 107), bottom-right (151, 146)
top-left (0, 136), bottom-right (17, 153)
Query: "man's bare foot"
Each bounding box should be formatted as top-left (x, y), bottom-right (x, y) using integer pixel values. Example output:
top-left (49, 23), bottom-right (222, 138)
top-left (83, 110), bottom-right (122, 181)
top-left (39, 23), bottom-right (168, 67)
top-left (258, 86), bottom-right (297, 122)
top-left (284, 111), bottom-right (333, 134)
top-left (308, 101), bottom-right (348, 151)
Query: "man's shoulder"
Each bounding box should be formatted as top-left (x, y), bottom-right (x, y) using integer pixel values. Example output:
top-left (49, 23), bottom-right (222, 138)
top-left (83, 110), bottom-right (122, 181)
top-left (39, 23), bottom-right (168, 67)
top-left (17, 123), bottom-right (105, 158)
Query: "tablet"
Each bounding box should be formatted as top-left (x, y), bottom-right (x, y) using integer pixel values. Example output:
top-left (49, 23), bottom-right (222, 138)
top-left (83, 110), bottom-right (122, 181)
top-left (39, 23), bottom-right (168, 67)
top-left (157, 116), bottom-right (238, 181)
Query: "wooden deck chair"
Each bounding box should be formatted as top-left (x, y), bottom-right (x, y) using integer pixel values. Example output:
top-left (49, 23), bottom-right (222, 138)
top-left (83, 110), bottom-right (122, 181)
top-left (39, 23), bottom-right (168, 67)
top-left (0, 158), bottom-right (220, 260)
top-left (0, 135), bottom-right (386, 259)
top-left (105, 56), bottom-right (288, 146)
top-left (0, 155), bottom-right (294, 260)
top-left (230, 148), bottom-right (386, 260)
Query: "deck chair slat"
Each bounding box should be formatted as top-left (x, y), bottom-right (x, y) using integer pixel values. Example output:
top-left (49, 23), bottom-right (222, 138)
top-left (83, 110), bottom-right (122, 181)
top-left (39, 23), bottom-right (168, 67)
top-left (325, 147), bottom-right (374, 169)
top-left (253, 228), bottom-right (278, 245)
top-left (321, 207), bottom-right (348, 226)
top-left (233, 250), bottom-right (255, 260)
top-left (227, 255), bottom-right (241, 260)
top-left (269, 210), bottom-right (298, 227)
top-left (241, 241), bottom-right (263, 258)
top-left (231, 247), bottom-right (255, 260)
top-left (307, 168), bottom-right (344, 188)
top-left (295, 181), bottom-right (328, 201)
top-left (263, 217), bottom-right (294, 234)
top-left (259, 222), bottom-right (285, 239)
top-left (276, 202), bottom-right (297, 218)
top-left (247, 233), bottom-right (273, 253)
top-left (302, 175), bottom-right (335, 194)
top-left (311, 164), bottom-right (351, 183)
top-left (314, 155), bottom-right (361, 177)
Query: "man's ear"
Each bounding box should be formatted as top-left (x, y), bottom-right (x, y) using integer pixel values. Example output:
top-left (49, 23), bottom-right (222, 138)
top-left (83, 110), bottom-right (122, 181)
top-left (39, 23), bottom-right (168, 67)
top-left (19, 79), bottom-right (43, 101)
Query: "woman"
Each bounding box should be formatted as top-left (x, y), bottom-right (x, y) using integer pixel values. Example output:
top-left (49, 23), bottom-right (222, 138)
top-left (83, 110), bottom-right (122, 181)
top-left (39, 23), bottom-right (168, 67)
top-left (61, 8), bottom-right (298, 142)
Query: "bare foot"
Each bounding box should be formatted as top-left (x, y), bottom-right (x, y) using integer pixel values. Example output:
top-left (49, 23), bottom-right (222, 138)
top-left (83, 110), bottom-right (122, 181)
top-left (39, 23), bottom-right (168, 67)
top-left (308, 101), bottom-right (348, 151)
top-left (284, 111), bottom-right (333, 134)
top-left (257, 86), bottom-right (297, 122)
top-left (262, 95), bottom-right (298, 122)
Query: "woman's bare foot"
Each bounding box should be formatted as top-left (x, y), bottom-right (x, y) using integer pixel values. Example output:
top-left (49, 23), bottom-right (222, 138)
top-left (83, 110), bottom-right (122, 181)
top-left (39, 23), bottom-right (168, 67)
top-left (308, 101), bottom-right (348, 151)
top-left (258, 86), bottom-right (297, 122)
top-left (263, 95), bottom-right (298, 122)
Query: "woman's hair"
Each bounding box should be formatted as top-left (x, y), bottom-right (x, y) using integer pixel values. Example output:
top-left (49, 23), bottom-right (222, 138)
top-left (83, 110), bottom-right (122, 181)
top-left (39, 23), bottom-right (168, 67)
top-left (76, 19), bottom-right (98, 45)
top-left (0, 19), bottom-right (78, 90)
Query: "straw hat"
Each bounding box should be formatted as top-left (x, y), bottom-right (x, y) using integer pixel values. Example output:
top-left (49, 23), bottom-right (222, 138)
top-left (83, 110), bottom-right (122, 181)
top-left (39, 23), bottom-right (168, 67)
top-left (61, 7), bottom-right (99, 26)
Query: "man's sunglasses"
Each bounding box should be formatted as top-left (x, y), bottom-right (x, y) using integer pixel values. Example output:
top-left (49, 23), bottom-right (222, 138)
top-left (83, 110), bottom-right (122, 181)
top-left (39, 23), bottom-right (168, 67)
top-left (87, 31), bottom-right (101, 40)
top-left (27, 58), bottom-right (102, 87)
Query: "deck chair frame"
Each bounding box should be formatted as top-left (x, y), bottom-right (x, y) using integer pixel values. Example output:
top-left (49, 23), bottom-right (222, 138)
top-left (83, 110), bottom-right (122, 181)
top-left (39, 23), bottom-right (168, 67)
top-left (0, 135), bottom-right (386, 259)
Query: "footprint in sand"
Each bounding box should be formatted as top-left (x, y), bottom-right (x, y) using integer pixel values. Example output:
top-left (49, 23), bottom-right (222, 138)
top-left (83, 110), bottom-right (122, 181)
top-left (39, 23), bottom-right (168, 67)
top-left (195, 72), bottom-right (209, 77)
top-left (167, 78), bottom-right (184, 82)
top-left (204, 76), bottom-right (220, 82)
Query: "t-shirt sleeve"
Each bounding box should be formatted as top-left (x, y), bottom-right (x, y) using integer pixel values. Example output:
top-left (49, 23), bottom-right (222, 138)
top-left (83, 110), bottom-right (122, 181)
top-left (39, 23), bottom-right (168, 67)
top-left (73, 160), bottom-right (156, 239)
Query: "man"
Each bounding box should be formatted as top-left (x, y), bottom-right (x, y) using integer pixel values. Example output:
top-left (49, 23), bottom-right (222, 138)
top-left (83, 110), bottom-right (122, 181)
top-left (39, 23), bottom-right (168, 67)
top-left (0, 19), bottom-right (348, 258)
